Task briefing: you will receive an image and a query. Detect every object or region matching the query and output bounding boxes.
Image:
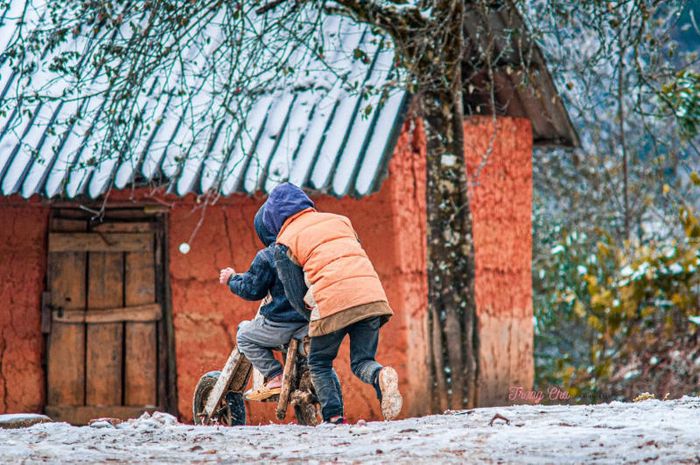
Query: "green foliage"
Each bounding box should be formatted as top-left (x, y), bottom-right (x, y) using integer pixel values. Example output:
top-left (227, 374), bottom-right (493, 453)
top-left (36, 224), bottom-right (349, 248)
top-left (661, 70), bottom-right (700, 139)
top-left (534, 197), bottom-right (700, 401)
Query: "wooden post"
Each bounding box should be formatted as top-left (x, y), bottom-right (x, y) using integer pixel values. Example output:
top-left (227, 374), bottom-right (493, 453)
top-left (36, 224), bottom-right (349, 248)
top-left (276, 338), bottom-right (299, 420)
top-left (46, 218), bottom-right (87, 410)
top-left (203, 347), bottom-right (246, 421)
top-left (86, 252), bottom-right (124, 407)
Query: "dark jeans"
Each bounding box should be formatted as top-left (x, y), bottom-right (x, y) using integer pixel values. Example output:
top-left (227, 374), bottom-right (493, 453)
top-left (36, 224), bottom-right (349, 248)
top-left (307, 316), bottom-right (383, 421)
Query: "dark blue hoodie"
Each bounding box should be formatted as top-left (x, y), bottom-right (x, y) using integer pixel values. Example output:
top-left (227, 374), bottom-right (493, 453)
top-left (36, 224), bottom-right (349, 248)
top-left (227, 202), bottom-right (307, 323)
top-left (262, 182), bottom-right (315, 236)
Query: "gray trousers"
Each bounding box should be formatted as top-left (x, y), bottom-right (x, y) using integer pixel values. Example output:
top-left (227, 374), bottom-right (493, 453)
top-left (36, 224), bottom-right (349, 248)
top-left (236, 316), bottom-right (308, 378)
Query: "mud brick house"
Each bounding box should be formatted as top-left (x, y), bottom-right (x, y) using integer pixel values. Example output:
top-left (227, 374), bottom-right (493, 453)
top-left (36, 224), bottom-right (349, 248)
top-left (0, 2), bottom-right (577, 423)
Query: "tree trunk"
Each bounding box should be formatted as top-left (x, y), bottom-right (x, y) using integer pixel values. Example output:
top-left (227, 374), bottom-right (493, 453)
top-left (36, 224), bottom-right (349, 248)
top-left (421, 15), bottom-right (479, 408)
top-left (423, 94), bottom-right (478, 410)
top-left (339, 0), bottom-right (481, 412)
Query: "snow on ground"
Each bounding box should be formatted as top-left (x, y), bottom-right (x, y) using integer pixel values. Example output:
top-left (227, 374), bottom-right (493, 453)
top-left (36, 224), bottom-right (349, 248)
top-left (1, 397), bottom-right (699, 464)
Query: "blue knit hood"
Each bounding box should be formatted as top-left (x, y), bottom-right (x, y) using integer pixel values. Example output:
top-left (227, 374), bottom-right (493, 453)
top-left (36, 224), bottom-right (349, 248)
top-left (254, 202), bottom-right (276, 246)
top-left (263, 183), bottom-right (315, 236)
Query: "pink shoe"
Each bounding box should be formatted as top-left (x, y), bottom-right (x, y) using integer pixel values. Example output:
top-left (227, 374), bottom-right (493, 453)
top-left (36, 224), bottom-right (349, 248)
top-left (245, 374), bottom-right (282, 401)
top-left (266, 374), bottom-right (283, 389)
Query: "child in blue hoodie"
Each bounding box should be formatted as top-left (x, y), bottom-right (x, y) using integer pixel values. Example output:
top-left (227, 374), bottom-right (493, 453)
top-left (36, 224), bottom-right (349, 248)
top-left (219, 203), bottom-right (309, 401)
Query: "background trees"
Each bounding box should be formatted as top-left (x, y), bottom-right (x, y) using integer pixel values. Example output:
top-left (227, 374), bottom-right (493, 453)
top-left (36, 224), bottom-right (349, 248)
top-left (524, 0), bottom-right (700, 399)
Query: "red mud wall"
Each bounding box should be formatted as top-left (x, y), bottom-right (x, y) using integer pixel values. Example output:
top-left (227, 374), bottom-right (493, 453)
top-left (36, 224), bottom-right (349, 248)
top-left (170, 120), bottom-right (430, 423)
top-left (0, 116), bottom-right (532, 420)
top-left (0, 199), bottom-right (48, 413)
top-left (464, 116), bottom-right (534, 406)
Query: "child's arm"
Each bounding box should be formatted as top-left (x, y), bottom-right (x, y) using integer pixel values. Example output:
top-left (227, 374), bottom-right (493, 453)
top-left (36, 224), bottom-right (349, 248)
top-left (273, 245), bottom-right (310, 320)
top-left (221, 250), bottom-right (275, 301)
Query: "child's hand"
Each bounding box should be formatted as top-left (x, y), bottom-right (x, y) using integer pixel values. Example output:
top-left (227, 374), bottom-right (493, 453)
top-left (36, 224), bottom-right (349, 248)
top-left (219, 267), bottom-right (236, 284)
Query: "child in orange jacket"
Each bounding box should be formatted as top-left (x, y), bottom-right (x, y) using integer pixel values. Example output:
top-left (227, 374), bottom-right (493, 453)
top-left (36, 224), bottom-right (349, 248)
top-left (262, 183), bottom-right (402, 423)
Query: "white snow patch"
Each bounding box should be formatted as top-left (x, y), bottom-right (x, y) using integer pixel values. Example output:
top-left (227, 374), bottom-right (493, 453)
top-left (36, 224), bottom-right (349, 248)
top-left (551, 245), bottom-right (565, 255)
top-left (0, 413), bottom-right (50, 422)
top-left (441, 153), bottom-right (457, 167)
top-left (354, 89), bottom-right (406, 196)
top-left (0, 398), bottom-right (698, 464)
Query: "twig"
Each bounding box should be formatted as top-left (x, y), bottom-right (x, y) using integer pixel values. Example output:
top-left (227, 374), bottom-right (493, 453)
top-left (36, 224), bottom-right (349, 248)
top-left (255, 0), bottom-right (287, 15)
top-left (488, 413), bottom-right (510, 426)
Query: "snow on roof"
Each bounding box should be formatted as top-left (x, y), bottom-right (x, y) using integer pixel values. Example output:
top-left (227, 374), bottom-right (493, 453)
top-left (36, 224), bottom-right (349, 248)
top-left (0, 1), bottom-right (577, 200)
top-left (0, 2), bottom-right (408, 199)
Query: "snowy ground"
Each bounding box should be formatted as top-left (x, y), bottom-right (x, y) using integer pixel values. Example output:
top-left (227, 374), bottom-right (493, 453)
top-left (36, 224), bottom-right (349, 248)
top-left (1, 397), bottom-right (699, 464)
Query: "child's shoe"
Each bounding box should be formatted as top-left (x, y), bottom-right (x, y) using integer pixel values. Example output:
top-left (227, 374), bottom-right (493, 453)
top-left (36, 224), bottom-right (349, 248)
top-left (378, 367), bottom-right (402, 420)
top-left (326, 415), bottom-right (346, 425)
top-left (244, 374), bottom-right (283, 401)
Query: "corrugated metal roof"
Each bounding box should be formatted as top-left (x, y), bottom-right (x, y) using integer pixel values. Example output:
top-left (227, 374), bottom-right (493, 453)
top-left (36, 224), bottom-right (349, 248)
top-left (461, 1), bottom-right (580, 148)
top-left (0, 2), bottom-right (408, 199)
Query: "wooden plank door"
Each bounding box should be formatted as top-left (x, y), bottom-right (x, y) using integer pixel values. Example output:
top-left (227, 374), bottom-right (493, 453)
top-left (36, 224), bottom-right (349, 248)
top-left (44, 210), bottom-right (169, 424)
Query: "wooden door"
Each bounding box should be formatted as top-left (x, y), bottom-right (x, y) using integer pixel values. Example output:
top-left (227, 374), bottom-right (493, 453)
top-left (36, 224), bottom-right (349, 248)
top-left (44, 209), bottom-right (172, 424)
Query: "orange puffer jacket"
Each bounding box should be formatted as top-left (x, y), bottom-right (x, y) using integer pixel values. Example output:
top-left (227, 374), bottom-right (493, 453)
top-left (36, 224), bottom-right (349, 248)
top-left (276, 208), bottom-right (392, 326)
